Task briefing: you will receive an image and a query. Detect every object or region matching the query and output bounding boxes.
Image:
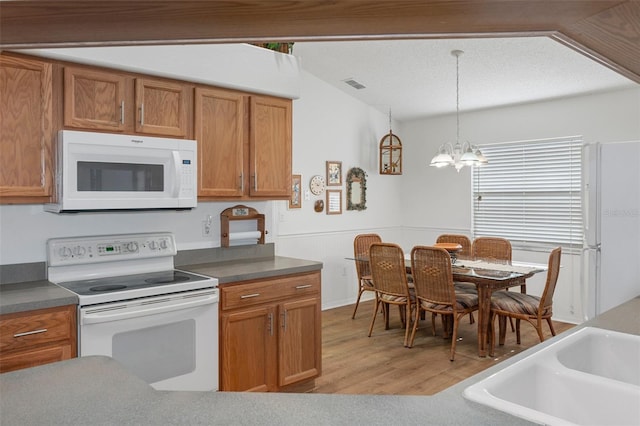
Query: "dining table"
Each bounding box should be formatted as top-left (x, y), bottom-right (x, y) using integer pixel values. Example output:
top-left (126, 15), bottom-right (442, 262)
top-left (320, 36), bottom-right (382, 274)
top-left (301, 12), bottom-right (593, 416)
top-left (443, 259), bottom-right (547, 357)
top-left (349, 250), bottom-right (547, 357)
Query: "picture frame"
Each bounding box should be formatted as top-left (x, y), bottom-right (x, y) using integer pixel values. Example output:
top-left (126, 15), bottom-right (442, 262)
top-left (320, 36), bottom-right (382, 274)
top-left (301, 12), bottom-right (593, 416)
top-left (326, 189), bottom-right (342, 215)
top-left (326, 161), bottom-right (342, 186)
top-left (289, 174), bottom-right (302, 209)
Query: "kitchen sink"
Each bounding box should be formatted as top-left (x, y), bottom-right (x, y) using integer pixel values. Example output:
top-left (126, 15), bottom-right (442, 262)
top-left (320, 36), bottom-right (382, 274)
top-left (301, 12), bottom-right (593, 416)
top-left (463, 327), bottom-right (640, 425)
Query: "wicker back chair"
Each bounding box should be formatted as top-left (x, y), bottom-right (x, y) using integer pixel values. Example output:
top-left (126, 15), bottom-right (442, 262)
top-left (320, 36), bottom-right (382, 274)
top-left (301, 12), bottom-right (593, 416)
top-left (436, 234), bottom-right (472, 260)
top-left (352, 233), bottom-right (382, 319)
top-left (367, 242), bottom-right (415, 347)
top-left (489, 247), bottom-right (562, 356)
top-left (472, 237), bottom-right (512, 263)
top-left (408, 246), bottom-right (479, 361)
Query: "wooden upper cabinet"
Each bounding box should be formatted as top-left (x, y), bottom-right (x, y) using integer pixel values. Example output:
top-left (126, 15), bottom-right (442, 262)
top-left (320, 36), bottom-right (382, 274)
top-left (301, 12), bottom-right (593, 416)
top-left (249, 95), bottom-right (292, 198)
top-left (0, 54), bottom-right (53, 202)
top-left (64, 66), bottom-right (129, 132)
top-left (64, 66), bottom-right (191, 138)
top-left (135, 78), bottom-right (190, 137)
top-left (195, 87), bottom-right (246, 197)
top-left (196, 90), bottom-right (292, 200)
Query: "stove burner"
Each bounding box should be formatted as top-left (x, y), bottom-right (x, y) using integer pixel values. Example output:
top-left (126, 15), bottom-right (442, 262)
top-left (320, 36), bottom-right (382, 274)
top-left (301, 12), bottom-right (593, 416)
top-left (145, 275), bottom-right (190, 284)
top-left (90, 285), bottom-right (127, 292)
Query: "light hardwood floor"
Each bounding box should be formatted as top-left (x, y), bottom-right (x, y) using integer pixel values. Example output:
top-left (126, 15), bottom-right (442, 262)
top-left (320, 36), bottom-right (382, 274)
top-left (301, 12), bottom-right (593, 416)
top-left (312, 299), bottom-right (574, 395)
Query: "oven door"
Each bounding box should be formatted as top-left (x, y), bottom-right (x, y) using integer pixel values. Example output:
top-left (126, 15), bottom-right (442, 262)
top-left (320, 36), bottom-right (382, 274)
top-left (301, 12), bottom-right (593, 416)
top-left (79, 288), bottom-right (218, 391)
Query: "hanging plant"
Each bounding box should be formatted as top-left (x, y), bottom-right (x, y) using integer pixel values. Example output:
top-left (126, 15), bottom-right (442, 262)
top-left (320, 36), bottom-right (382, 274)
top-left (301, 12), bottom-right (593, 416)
top-left (254, 42), bottom-right (294, 54)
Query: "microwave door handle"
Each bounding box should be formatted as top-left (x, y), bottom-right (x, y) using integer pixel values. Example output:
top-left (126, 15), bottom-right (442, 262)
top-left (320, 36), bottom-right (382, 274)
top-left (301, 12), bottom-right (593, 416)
top-left (172, 151), bottom-right (182, 197)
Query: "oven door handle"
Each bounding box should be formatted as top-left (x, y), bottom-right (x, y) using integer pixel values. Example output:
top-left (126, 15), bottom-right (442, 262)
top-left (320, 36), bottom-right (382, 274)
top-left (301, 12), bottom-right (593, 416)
top-left (81, 292), bottom-right (217, 325)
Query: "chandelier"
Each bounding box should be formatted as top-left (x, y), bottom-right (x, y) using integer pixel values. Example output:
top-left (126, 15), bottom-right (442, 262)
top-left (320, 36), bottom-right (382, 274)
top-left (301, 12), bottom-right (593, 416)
top-left (430, 50), bottom-right (487, 172)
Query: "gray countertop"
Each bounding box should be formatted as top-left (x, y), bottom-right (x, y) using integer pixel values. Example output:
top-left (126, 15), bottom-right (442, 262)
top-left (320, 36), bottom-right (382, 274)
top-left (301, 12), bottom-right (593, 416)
top-left (182, 256), bottom-right (322, 284)
top-left (0, 280), bottom-right (78, 315)
top-left (2, 297), bottom-right (638, 425)
top-left (0, 255), bottom-right (322, 315)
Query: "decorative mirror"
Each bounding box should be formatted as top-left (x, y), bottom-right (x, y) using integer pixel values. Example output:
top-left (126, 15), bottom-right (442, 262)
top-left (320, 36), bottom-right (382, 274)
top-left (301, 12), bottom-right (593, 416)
top-left (346, 167), bottom-right (367, 211)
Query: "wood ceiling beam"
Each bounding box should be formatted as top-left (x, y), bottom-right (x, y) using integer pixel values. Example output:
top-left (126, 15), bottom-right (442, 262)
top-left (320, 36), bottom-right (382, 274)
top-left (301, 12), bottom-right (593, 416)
top-left (1, 1), bottom-right (638, 83)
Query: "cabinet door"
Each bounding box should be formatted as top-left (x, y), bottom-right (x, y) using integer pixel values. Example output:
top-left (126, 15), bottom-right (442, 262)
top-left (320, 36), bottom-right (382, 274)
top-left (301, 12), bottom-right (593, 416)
top-left (195, 87), bottom-right (246, 197)
top-left (0, 343), bottom-right (74, 374)
top-left (249, 95), bottom-right (292, 198)
top-left (278, 297), bottom-right (321, 387)
top-left (135, 78), bottom-right (190, 137)
top-left (0, 54), bottom-right (53, 201)
top-left (64, 66), bottom-right (129, 132)
top-left (220, 306), bottom-right (277, 392)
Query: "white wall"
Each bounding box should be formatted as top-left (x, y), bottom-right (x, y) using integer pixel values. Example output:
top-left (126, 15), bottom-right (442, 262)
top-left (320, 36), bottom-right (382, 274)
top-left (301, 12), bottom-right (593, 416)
top-left (1, 47), bottom-right (638, 324)
top-left (399, 87), bottom-right (640, 323)
top-left (273, 70), bottom-right (405, 309)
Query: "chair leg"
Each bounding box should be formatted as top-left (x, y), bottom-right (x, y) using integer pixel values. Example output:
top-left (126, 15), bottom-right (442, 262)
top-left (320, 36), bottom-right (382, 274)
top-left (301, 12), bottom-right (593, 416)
top-left (449, 314), bottom-right (458, 361)
top-left (509, 317), bottom-right (516, 332)
top-left (546, 318), bottom-right (557, 336)
top-left (399, 305), bottom-right (406, 329)
top-left (408, 306), bottom-right (421, 348)
top-left (498, 315), bottom-right (507, 346)
top-left (488, 311), bottom-right (497, 357)
top-left (351, 287), bottom-right (364, 319)
top-left (384, 303), bottom-right (390, 330)
top-left (367, 297), bottom-right (380, 337)
top-left (403, 303), bottom-right (412, 347)
top-left (431, 313), bottom-right (437, 336)
top-left (469, 312), bottom-right (475, 324)
top-left (516, 318), bottom-right (522, 344)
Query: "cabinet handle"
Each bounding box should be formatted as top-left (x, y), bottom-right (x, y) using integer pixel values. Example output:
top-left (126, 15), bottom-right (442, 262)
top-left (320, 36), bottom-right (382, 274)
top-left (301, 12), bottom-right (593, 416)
top-left (281, 310), bottom-right (287, 331)
top-left (239, 174), bottom-right (244, 192)
top-left (139, 103), bottom-right (144, 125)
top-left (240, 293), bottom-right (260, 299)
top-left (251, 174), bottom-right (257, 190)
top-left (120, 101), bottom-right (125, 124)
top-left (295, 284), bottom-right (312, 289)
top-left (14, 328), bottom-right (47, 338)
top-left (268, 313), bottom-right (273, 336)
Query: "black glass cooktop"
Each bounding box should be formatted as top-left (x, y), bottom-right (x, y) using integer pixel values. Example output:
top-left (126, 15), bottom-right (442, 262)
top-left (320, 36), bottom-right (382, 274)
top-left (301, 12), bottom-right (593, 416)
top-left (56, 270), bottom-right (210, 296)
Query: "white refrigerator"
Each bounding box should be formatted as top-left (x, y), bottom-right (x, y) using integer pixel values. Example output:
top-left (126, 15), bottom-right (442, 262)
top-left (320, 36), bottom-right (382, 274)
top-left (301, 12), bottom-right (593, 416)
top-left (582, 140), bottom-right (640, 320)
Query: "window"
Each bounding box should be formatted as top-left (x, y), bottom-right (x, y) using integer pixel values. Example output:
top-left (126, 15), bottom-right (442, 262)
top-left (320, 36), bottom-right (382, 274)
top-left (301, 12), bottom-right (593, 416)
top-left (472, 137), bottom-right (583, 249)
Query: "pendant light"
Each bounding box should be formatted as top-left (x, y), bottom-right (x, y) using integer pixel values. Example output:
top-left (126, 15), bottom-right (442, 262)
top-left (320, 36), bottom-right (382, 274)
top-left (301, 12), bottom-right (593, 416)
top-left (430, 50), bottom-right (487, 172)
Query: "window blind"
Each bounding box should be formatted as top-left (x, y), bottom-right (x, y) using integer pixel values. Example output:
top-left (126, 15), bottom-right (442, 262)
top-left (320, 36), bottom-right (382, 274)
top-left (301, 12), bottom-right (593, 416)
top-left (472, 137), bottom-right (583, 248)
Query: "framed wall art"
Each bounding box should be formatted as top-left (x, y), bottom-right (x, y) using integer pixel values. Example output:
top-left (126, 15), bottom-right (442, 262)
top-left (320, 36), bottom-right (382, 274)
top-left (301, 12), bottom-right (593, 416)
top-left (289, 174), bottom-right (302, 209)
top-left (326, 189), bottom-right (342, 215)
top-left (326, 161), bottom-right (342, 186)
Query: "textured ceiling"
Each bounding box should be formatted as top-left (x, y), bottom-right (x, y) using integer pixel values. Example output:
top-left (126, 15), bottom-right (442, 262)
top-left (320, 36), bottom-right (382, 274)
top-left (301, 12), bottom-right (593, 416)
top-left (293, 37), bottom-right (637, 122)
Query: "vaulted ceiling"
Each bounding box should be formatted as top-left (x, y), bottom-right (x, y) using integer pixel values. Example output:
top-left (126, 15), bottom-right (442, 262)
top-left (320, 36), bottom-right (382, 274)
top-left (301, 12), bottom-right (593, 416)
top-left (2, 1), bottom-right (639, 88)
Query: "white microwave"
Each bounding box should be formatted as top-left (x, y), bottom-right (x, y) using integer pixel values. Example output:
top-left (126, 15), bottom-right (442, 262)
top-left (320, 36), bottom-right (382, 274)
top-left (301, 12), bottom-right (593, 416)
top-left (45, 130), bottom-right (197, 213)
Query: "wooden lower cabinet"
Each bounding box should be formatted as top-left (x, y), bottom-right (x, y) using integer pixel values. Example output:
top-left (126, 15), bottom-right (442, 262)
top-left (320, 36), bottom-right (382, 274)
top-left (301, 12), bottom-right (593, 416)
top-left (0, 305), bottom-right (77, 373)
top-left (219, 271), bottom-right (321, 392)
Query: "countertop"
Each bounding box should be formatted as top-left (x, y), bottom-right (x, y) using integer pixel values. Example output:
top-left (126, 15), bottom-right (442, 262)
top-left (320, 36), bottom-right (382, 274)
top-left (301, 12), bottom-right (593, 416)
top-left (0, 280), bottom-right (78, 315)
top-left (2, 297), bottom-right (638, 425)
top-left (182, 256), bottom-right (322, 285)
top-left (0, 255), bottom-right (322, 315)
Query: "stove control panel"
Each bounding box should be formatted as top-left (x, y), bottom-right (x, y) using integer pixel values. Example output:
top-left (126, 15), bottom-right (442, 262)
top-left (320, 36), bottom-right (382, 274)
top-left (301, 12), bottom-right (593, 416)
top-left (47, 232), bottom-right (177, 266)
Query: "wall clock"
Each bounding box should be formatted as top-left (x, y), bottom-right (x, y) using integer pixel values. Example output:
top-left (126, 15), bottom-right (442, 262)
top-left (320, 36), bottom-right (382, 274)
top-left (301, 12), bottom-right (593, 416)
top-left (309, 175), bottom-right (326, 195)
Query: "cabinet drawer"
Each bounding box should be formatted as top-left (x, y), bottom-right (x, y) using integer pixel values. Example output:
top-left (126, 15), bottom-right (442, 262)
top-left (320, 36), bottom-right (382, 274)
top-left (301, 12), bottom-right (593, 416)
top-left (0, 343), bottom-right (73, 373)
top-left (0, 305), bottom-right (75, 353)
top-left (221, 272), bottom-right (320, 311)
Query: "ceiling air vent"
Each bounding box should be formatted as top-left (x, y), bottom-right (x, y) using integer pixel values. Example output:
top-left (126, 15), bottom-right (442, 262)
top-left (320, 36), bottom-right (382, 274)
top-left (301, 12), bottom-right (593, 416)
top-left (343, 78), bottom-right (366, 90)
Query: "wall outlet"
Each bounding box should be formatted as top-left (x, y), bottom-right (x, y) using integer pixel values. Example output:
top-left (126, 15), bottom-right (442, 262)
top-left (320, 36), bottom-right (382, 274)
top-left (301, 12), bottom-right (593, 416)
top-left (202, 220), bottom-right (211, 237)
